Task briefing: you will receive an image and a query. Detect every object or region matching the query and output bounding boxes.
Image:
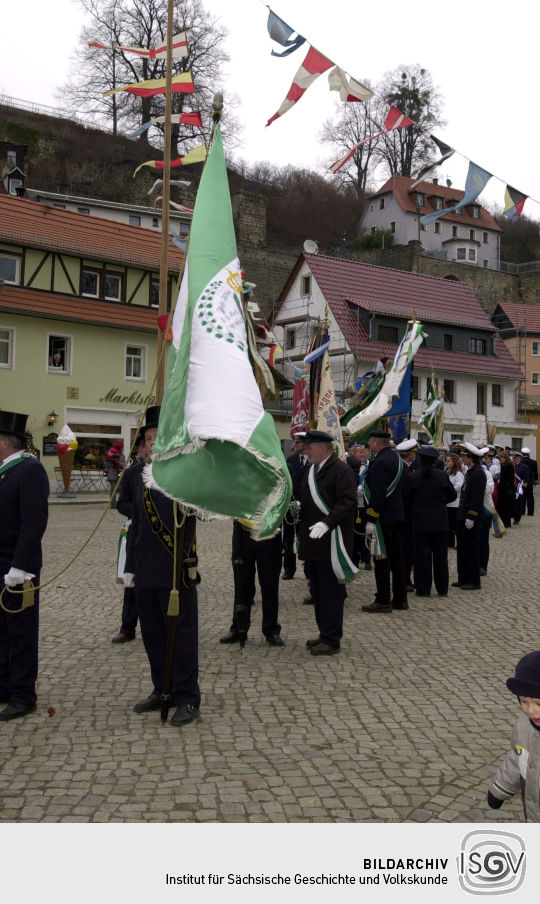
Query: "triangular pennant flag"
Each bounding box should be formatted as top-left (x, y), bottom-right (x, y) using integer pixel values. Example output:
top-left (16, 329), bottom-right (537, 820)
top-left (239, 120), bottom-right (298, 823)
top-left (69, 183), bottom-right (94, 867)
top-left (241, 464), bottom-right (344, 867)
top-left (420, 161), bottom-right (493, 226)
top-left (410, 135), bottom-right (455, 190)
top-left (267, 8), bottom-right (306, 57)
top-left (103, 73), bottom-right (194, 97)
top-left (329, 107), bottom-right (413, 174)
top-left (90, 32), bottom-right (188, 59)
top-left (328, 66), bottom-right (373, 102)
top-left (133, 144), bottom-right (206, 177)
top-left (147, 127), bottom-right (292, 538)
top-left (503, 185), bottom-right (528, 222)
top-left (266, 46), bottom-right (334, 126)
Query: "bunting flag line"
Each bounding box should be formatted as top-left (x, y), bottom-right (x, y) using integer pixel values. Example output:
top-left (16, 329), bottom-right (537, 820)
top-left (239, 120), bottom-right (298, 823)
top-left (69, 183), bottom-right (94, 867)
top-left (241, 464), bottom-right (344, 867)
top-left (420, 161), bottom-right (493, 226)
top-left (126, 110), bottom-right (203, 139)
top-left (268, 344), bottom-right (284, 366)
top-left (503, 185), bottom-right (528, 221)
top-left (329, 106), bottom-right (413, 174)
top-left (89, 32), bottom-right (188, 59)
top-left (267, 8), bottom-right (306, 57)
top-left (147, 125), bottom-right (292, 538)
top-left (328, 66), bottom-right (373, 103)
top-left (154, 197), bottom-right (193, 213)
top-left (133, 144), bottom-right (207, 177)
top-left (266, 45), bottom-right (334, 126)
top-left (410, 135), bottom-right (455, 190)
top-left (146, 179), bottom-right (191, 195)
top-left (103, 73), bottom-right (194, 97)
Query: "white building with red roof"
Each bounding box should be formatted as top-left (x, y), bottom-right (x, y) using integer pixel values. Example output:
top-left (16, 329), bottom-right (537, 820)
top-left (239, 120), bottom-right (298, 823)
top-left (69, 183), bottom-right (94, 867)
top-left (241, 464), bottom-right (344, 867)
top-left (359, 175), bottom-right (502, 269)
top-left (270, 252), bottom-right (534, 451)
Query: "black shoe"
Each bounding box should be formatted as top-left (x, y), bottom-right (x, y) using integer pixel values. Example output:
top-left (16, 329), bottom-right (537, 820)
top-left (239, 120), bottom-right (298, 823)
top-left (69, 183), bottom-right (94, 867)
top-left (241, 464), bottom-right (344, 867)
top-left (406, 583), bottom-right (415, 593)
top-left (306, 636), bottom-right (322, 648)
top-left (170, 704), bottom-right (199, 726)
top-left (392, 601), bottom-right (409, 610)
top-left (364, 562), bottom-right (372, 571)
top-left (0, 701), bottom-right (37, 721)
top-left (479, 568), bottom-right (487, 576)
top-left (451, 581), bottom-right (462, 587)
top-left (282, 572), bottom-right (295, 580)
top-left (303, 595), bottom-right (314, 605)
top-left (460, 584), bottom-right (481, 590)
top-left (437, 592), bottom-right (448, 597)
top-left (415, 591), bottom-right (431, 597)
top-left (219, 631), bottom-right (242, 644)
top-left (111, 631), bottom-right (135, 644)
top-left (133, 692), bottom-right (161, 713)
top-left (362, 601), bottom-right (392, 613)
top-left (265, 634), bottom-right (284, 647)
top-left (310, 642), bottom-right (339, 656)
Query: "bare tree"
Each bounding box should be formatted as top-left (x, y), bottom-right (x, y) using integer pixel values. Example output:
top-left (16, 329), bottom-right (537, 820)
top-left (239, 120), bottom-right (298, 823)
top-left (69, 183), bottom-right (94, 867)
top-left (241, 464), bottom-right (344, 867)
top-left (376, 65), bottom-right (445, 177)
top-left (320, 65), bottom-right (445, 185)
top-left (57, 0), bottom-right (237, 152)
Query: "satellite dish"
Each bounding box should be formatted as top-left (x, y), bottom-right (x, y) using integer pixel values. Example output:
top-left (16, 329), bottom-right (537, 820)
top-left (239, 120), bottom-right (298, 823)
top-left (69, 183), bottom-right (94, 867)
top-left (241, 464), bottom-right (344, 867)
top-left (303, 239), bottom-right (318, 254)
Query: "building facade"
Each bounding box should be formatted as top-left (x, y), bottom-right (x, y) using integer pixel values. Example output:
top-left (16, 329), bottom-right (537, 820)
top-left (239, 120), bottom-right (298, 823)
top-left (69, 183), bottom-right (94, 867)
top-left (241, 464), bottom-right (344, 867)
top-left (269, 253), bottom-right (534, 452)
top-left (0, 193), bottom-right (183, 481)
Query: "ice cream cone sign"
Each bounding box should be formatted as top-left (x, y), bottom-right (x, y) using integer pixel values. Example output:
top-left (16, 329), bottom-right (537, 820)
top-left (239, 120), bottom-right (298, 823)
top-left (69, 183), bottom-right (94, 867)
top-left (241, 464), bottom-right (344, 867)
top-left (56, 425), bottom-right (78, 493)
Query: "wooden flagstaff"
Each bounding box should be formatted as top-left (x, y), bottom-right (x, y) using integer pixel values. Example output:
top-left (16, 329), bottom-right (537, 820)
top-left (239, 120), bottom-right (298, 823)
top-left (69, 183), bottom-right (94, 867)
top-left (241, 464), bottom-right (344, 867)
top-left (156, 0), bottom-right (175, 406)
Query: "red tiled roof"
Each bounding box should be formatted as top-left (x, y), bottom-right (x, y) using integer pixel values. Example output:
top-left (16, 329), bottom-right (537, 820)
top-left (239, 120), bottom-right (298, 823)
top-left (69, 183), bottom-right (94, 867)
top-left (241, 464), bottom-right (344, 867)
top-left (0, 284), bottom-right (158, 332)
top-left (274, 253), bottom-right (523, 380)
top-left (0, 193), bottom-right (185, 272)
top-left (305, 252), bottom-right (495, 329)
top-left (494, 301), bottom-right (540, 334)
top-left (370, 174), bottom-right (501, 233)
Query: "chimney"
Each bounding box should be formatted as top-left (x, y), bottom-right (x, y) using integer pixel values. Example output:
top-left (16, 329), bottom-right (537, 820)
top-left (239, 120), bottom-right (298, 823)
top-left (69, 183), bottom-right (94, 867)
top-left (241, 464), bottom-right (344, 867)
top-left (432, 177), bottom-right (438, 185)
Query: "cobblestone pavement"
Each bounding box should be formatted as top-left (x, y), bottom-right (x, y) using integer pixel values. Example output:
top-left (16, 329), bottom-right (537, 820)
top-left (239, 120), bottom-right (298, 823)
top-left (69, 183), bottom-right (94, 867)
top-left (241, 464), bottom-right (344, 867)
top-left (0, 494), bottom-right (536, 824)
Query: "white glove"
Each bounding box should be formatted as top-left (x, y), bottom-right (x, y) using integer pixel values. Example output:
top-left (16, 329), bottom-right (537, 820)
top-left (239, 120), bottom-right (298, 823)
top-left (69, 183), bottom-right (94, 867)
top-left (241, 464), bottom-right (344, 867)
top-left (4, 567), bottom-right (31, 587)
top-left (122, 572), bottom-right (135, 588)
top-left (465, 518), bottom-right (474, 530)
top-left (309, 521), bottom-right (329, 539)
top-left (365, 522), bottom-right (376, 536)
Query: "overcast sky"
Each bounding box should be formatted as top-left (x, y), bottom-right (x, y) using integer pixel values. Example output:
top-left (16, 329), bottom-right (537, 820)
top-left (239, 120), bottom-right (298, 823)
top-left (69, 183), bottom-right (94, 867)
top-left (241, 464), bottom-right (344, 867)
top-left (2, 0), bottom-right (539, 218)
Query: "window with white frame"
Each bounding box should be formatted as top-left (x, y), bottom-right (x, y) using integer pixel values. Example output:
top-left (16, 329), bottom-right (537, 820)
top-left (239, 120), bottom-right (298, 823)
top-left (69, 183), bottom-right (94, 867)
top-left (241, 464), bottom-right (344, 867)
top-left (285, 328), bottom-right (296, 350)
top-left (104, 273), bottom-right (122, 301)
top-left (8, 178), bottom-right (23, 196)
top-left (532, 341), bottom-right (540, 356)
top-left (81, 269), bottom-right (100, 297)
top-left (150, 280), bottom-right (160, 307)
top-left (0, 253), bottom-right (21, 285)
top-left (434, 197), bottom-right (444, 210)
top-left (468, 248), bottom-right (476, 261)
top-left (469, 229), bottom-right (476, 241)
top-left (389, 221), bottom-right (396, 233)
top-left (450, 433), bottom-right (464, 443)
top-left (301, 274), bottom-right (311, 296)
top-left (125, 344), bottom-right (146, 380)
top-left (379, 197), bottom-right (385, 210)
top-left (492, 383), bottom-right (503, 406)
top-left (457, 247), bottom-right (466, 260)
top-left (7, 150), bottom-right (16, 166)
top-left (434, 221), bottom-right (441, 234)
top-left (129, 215), bottom-right (141, 227)
top-left (483, 232), bottom-right (489, 243)
top-left (0, 327), bottom-right (14, 368)
top-left (48, 334), bottom-right (71, 373)
top-left (452, 225), bottom-right (458, 237)
top-left (471, 206), bottom-right (481, 219)
top-left (532, 373), bottom-right (540, 385)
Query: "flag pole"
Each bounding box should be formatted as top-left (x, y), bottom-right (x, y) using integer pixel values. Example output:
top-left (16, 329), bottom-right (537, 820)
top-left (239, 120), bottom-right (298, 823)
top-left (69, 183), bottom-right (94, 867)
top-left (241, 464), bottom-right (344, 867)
top-left (156, 0), bottom-right (175, 406)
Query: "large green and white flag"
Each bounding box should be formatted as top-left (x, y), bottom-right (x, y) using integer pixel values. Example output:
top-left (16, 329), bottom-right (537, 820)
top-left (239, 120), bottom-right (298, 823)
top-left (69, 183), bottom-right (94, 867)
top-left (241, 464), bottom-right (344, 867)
top-left (148, 126), bottom-right (292, 537)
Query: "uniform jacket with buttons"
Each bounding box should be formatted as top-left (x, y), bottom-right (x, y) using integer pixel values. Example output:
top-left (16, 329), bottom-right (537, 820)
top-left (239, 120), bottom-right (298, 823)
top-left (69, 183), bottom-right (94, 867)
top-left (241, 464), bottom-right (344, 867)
top-left (298, 453), bottom-right (357, 561)
top-left (0, 456), bottom-right (49, 573)
top-left (489, 713), bottom-right (540, 822)
top-left (364, 445), bottom-right (404, 524)
top-left (403, 466), bottom-right (457, 532)
top-left (456, 462), bottom-right (486, 523)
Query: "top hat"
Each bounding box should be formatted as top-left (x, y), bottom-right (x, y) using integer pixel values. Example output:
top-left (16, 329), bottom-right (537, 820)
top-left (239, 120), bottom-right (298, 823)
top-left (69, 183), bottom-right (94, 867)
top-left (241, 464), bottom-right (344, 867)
top-left (0, 410), bottom-right (29, 440)
top-left (138, 406), bottom-right (161, 440)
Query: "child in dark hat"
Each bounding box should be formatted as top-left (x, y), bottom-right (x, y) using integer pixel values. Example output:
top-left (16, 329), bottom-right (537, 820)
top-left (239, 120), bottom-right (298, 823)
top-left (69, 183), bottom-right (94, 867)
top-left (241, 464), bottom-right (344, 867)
top-left (488, 651), bottom-right (540, 820)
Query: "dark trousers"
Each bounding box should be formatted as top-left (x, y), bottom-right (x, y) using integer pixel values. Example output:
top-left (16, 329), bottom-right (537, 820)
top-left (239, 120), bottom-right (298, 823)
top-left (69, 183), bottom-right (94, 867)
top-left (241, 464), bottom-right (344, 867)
top-left (229, 530), bottom-right (281, 637)
top-left (456, 521), bottom-right (481, 586)
top-left (402, 515), bottom-right (414, 584)
top-left (0, 576), bottom-right (40, 705)
top-left (524, 483), bottom-right (535, 516)
top-left (373, 522), bottom-right (407, 605)
top-left (120, 586), bottom-right (138, 637)
top-left (413, 531), bottom-right (449, 595)
top-left (282, 516), bottom-right (296, 576)
top-left (309, 559), bottom-right (346, 648)
top-left (478, 513), bottom-right (492, 571)
top-left (135, 585), bottom-right (200, 707)
top-left (352, 507), bottom-right (371, 567)
top-left (447, 507), bottom-right (458, 547)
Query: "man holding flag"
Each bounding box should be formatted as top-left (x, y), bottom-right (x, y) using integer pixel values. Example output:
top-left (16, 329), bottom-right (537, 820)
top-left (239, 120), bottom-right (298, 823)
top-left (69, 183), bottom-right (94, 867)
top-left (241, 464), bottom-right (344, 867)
top-left (298, 430), bottom-right (357, 655)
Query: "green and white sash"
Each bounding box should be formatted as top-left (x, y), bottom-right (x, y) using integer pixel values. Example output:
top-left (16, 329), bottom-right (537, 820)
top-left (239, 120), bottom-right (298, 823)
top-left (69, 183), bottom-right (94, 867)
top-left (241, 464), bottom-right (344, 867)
top-left (308, 465), bottom-right (358, 583)
top-left (363, 455), bottom-right (403, 558)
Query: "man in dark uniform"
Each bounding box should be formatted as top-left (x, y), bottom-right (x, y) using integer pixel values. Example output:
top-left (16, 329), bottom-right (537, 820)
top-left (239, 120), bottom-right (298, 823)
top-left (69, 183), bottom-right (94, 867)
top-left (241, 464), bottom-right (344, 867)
top-left (361, 429), bottom-right (408, 613)
top-left (111, 408), bottom-right (160, 644)
top-left (297, 430), bottom-right (357, 655)
top-left (282, 432), bottom-right (309, 580)
top-left (521, 447), bottom-right (537, 516)
top-left (219, 521), bottom-right (284, 646)
top-left (452, 442), bottom-right (486, 590)
top-left (396, 438), bottom-right (418, 591)
top-left (0, 411), bottom-right (49, 721)
top-left (125, 417), bottom-right (200, 727)
top-left (512, 451), bottom-right (530, 524)
top-left (404, 446), bottom-right (456, 596)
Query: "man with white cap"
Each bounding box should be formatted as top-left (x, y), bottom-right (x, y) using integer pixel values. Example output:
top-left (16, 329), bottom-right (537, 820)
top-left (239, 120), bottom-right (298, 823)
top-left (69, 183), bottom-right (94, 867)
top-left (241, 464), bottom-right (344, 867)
top-left (520, 447), bottom-right (537, 516)
top-left (451, 442), bottom-right (486, 590)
